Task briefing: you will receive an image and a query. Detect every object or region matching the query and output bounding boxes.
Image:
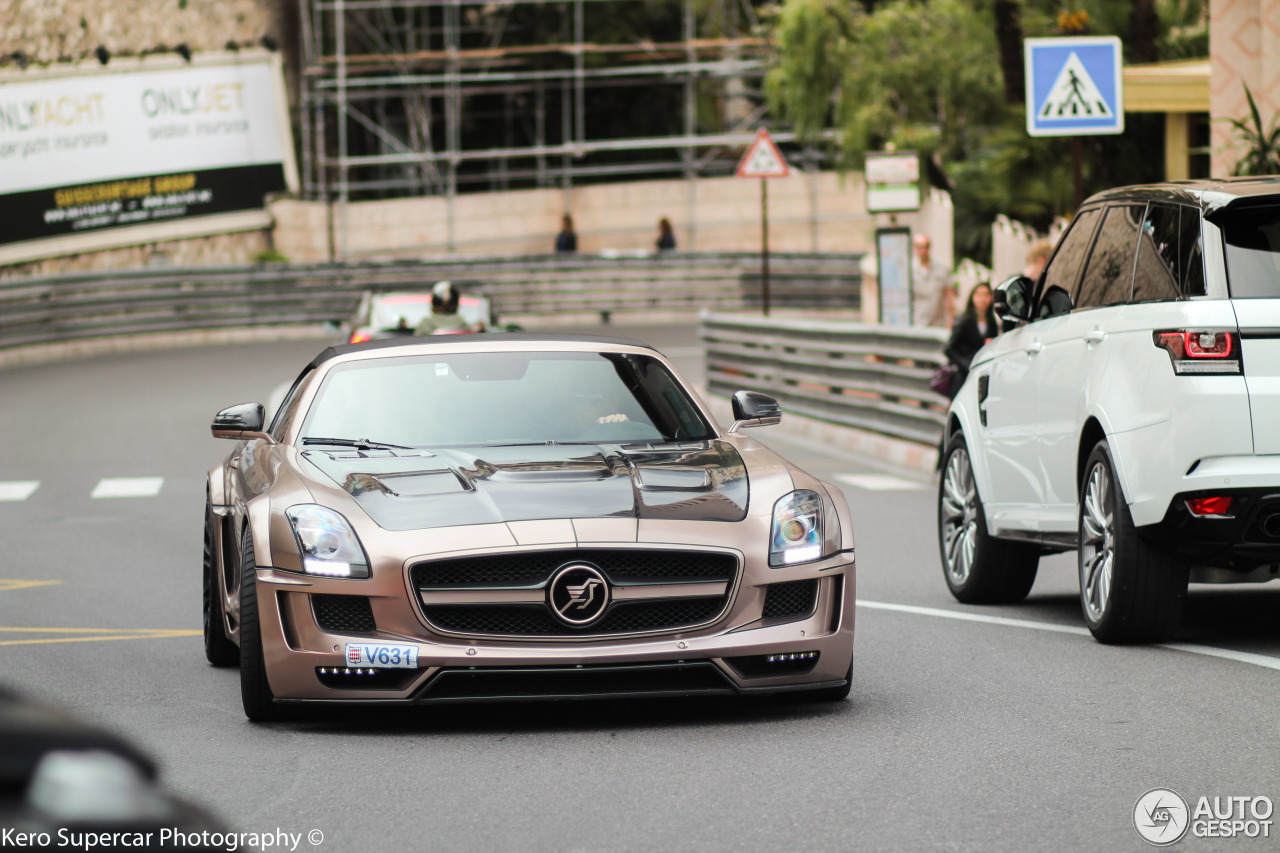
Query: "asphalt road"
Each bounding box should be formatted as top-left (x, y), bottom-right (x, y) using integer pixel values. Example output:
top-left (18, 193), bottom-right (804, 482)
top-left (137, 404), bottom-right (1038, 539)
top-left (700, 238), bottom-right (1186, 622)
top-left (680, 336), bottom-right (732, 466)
top-left (1, 322), bottom-right (1277, 853)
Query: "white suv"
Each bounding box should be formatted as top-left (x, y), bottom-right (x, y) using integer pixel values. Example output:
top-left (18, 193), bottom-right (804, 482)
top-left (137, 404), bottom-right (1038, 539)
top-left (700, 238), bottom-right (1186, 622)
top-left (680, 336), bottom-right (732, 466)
top-left (939, 178), bottom-right (1280, 643)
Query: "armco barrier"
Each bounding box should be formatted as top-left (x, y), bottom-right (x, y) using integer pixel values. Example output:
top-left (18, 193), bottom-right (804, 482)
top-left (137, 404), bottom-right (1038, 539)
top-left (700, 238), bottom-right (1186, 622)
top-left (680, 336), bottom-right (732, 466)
top-left (701, 312), bottom-right (950, 446)
top-left (0, 252), bottom-right (861, 351)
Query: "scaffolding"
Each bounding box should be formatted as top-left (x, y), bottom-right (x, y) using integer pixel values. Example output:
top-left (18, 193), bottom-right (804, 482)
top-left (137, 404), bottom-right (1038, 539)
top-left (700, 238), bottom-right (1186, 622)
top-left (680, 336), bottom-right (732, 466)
top-left (299, 0), bottom-right (808, 257)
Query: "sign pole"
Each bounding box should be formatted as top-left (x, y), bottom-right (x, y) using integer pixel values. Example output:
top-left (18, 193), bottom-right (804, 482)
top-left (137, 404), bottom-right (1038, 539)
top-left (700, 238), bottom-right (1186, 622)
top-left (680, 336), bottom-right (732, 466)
top-left (1072, 137), bottom-right (1083, 210)
top-left (734, 128), bottom-right (789, 318)
top-left (761, 177), bottom-right (770, 317)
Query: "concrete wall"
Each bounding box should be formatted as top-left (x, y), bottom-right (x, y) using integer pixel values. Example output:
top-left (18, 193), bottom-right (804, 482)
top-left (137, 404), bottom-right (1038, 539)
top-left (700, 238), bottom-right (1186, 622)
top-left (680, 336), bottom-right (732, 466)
top-left (1209, 0), bottom-right (1280, 176)
top-left (1, 0), bottom-right (283, 66)
top-left (272, 170), bottom-right (932, 263)
top-left (0, 230), bottom-right (273, 278)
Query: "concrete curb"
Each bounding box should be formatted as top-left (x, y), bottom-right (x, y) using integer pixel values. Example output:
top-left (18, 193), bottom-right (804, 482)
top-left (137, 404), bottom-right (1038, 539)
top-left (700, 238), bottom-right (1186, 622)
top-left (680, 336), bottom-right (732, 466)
top-left (705, 393), bottom-right (938, 476)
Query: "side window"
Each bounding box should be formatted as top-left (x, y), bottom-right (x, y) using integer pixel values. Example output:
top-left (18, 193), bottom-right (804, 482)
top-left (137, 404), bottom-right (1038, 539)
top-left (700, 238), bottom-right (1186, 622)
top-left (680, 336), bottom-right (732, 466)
top-left (1077, 204), bottom-right (1144, 309)
top-left (1040, 206), bottom-right (1103, 314)
top-left (1133, 203), bottom-right (1182, 303)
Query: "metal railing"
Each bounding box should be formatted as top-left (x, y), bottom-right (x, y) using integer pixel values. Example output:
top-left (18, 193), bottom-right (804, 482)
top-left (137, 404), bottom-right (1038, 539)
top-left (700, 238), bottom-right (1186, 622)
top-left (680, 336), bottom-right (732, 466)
top-left (0, 252), bottom-right (861, 351)
top-left (701, 312), bottom-right (949, 446)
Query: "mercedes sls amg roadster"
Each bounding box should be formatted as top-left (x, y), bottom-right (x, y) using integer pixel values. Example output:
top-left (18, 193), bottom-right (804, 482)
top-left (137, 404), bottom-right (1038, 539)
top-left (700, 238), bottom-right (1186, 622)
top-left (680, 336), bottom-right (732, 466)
top-left (204, 334), bottom-right (856, 720)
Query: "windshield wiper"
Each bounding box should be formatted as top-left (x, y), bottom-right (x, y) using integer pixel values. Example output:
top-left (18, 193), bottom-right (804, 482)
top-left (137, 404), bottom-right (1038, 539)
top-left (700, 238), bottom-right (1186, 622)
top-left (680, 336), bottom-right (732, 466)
top-left (302, 437), bottom-right (415, 451)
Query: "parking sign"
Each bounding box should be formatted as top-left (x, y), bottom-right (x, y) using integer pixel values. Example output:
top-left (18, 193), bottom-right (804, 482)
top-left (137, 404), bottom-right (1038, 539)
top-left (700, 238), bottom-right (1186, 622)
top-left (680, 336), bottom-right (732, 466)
top-left (1025, 37), bottom-right (1124, 137)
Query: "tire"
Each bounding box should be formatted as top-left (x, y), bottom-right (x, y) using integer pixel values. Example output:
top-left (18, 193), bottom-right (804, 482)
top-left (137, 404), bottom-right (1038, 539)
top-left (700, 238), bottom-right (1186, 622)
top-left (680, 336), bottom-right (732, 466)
top-left (238, 527), bottom-right (284, 721)
top-left (938, 431), bottom-right (1039, 604)
top-left (203, 496), bottom-right (238, 667)
top-left (1078, 441), bottom-right (1188, 644)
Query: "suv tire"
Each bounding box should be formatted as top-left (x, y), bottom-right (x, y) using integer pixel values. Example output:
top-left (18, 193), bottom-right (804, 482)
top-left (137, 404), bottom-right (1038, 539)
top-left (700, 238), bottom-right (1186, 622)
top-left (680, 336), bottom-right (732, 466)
top-left (938, 431), bottom-right (1039, 603)
top-left (1079, 441), bottom-right (1188, 644)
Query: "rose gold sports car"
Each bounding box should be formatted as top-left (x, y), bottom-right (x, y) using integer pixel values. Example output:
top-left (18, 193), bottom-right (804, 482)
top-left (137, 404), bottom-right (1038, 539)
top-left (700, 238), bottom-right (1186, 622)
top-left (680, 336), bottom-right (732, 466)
top-left (204, 334), bottom-right (856, 720)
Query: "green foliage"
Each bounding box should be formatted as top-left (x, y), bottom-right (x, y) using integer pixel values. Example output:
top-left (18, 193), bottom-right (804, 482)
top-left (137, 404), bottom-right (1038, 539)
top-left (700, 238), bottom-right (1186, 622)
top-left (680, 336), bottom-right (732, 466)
top-left (254, 249), bottom-right (289, 264)
top-left (767, 0), bottom-right (1002, 172)
top-left (764, 0), bottom-right (857, 146)
top-left (1225, 84), bottom-right (1280, 176)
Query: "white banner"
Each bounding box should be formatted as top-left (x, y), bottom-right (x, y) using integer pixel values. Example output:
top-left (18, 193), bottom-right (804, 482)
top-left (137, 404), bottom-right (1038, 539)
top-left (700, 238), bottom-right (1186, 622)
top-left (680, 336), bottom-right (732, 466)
top-left (0, 60), bottom-right (285, 193)
top-left (0, 58), bottom-right (292, 247)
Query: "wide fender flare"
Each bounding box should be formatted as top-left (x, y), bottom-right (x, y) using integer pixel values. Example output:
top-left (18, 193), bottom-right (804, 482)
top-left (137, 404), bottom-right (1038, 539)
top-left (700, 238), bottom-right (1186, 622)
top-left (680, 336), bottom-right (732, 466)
top-left (207, 464), bottom-right (228, 508)
top-left (245, 494), bottom-right (273, 570)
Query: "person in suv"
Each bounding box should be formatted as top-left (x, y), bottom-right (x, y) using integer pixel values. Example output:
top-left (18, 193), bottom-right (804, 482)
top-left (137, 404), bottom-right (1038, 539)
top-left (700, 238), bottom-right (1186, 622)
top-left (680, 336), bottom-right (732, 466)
top-left (938, 177), bottom-right (1280, 643)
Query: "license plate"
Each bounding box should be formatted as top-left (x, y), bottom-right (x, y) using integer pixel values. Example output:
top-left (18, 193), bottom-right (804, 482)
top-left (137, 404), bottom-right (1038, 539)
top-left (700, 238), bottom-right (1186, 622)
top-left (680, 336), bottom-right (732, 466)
top-left (344, 643), bottom-right (419, 669)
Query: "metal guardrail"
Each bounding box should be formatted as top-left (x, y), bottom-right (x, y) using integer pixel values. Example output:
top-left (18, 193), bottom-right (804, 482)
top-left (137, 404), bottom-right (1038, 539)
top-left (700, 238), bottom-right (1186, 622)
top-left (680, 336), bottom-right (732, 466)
top-left (0, 252), bottom-right (861, 350)
top-left (701, 312), bottom-right (950, 446)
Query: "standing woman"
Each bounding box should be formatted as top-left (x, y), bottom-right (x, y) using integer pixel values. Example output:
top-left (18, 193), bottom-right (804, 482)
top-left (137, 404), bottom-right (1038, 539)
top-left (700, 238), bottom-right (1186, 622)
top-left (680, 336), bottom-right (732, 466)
top-left (656, 217), bottom-right (676, 252)
top-left (943, 281), bottom-right (999, 397)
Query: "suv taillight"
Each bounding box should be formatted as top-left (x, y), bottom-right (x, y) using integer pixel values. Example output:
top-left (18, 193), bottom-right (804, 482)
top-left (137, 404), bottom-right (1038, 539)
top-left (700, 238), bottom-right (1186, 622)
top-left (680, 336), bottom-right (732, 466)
top-left (1153, 330), bottom-right (1242, 375)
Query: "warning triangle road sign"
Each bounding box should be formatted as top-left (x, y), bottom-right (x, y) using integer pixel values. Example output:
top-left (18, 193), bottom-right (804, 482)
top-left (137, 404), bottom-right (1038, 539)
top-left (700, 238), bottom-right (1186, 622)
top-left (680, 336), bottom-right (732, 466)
top-left (736, 129), bottom-right (790, 178)
top-left (1037, 51), bottom-right (1114, 121)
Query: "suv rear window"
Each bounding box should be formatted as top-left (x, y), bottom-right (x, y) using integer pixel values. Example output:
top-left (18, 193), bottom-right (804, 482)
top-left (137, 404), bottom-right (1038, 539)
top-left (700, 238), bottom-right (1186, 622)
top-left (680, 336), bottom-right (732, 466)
top-left (1221, 206), bottom-right (1280, 298)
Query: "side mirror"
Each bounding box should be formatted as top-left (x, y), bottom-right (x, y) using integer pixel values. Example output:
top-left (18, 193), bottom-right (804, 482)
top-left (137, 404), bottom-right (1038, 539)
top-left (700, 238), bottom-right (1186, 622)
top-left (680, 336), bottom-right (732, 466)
top-left (211, 403), bottom-right (274, 443)
top-left (1037, 284), bottom-right (1074, 319)
top-left (993, 275), bottom-right (1035, 326)
top-left (729, 390), bottom-right (782, 432)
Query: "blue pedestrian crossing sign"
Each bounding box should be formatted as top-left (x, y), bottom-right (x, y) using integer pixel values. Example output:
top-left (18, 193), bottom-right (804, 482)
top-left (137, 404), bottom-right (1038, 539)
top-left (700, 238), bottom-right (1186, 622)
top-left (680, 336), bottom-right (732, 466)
top-left (1025, 36), bottom-right (1124, 137)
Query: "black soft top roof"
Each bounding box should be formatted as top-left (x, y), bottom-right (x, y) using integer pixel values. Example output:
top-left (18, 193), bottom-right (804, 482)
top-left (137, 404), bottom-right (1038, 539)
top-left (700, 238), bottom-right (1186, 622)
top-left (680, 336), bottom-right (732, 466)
top-left (308, 332), bottom-right (658, 369)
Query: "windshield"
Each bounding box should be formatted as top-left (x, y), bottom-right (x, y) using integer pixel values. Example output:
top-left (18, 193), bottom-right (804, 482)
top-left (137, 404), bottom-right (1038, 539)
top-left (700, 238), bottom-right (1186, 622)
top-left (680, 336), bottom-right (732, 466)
top-left (1221, 207), bottom-right (1280, 298)
top-left (298, 351), bottom-right (714, 447)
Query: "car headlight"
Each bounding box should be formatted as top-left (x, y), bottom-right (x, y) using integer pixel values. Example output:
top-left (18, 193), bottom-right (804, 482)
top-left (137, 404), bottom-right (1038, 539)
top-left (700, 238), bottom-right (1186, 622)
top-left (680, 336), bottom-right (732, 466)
top-left (286, 505), bottom-right (370, 578)
top-left (770, 490), bottom-right (824, 567)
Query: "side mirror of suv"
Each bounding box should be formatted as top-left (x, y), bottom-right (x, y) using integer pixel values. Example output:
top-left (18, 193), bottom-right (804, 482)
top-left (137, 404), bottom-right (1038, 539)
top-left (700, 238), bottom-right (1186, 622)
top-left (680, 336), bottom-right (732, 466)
top-left (993, 275), bottom-right (1035, 327)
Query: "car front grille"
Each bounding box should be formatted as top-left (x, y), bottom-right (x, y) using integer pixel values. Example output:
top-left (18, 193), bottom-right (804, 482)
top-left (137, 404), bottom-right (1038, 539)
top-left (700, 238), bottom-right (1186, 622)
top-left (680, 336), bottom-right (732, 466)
top-left (312, 595), bottom-right (377, 633)
top-left (761, 579), bottom-right (818, 620)
top-left (412, 549), bottom-right (738, 639)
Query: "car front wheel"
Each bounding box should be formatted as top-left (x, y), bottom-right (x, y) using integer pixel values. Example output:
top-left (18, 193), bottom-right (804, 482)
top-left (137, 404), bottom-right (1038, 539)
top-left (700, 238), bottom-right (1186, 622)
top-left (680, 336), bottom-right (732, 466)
top-left (238, 528), bottom-right (284, 721)
top-left (1078, 441), bottom-right (1188, 644)
top-left (938, 432), bottom-right (1039, 604)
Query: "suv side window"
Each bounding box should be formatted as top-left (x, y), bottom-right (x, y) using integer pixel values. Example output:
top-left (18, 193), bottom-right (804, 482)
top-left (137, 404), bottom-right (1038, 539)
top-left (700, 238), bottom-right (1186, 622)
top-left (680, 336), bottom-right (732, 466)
top-left (1133, 203), bottom-right (1182, 303)
top-left (1039, 206), bottom-right (1102, 317)
top-left (1076, 204), bottom-right (1144, 309)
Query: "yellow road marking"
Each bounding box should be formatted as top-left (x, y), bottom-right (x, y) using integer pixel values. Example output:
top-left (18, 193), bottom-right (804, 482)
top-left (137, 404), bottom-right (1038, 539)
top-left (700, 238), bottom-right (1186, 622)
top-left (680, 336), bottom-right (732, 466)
top-left (0, 628), bottom-right (200, 647)
top-left (0, 580), bottom-right (62, 592)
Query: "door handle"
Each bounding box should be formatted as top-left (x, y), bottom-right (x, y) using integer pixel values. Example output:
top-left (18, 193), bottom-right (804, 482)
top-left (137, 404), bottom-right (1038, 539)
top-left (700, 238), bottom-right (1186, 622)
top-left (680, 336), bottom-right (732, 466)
top-left (1084, 330), bottom-right (1106, 344)
top-left (1025, 341), bottom-right (1043, 355)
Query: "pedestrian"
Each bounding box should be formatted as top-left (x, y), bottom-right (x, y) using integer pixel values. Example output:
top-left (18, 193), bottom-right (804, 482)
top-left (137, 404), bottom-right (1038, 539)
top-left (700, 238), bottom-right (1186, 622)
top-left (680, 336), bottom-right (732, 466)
top-left (656, 217), bottom-right (676, 252)
top-left (555, 214), bottom-right (577, 253)
top-left (1023, 238), bottom-right (1053, 283)
top-left (943, 281), bottom-right (999, 398)
top-left (912, 233), bottom-right (953, 327)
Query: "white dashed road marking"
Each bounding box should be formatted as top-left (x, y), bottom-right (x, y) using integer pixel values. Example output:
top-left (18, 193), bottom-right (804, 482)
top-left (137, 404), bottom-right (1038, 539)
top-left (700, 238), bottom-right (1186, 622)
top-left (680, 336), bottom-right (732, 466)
top-left (858, 600), bottom-right (1280, 672)
top-left (0, 481), bottom-right (40, 502)
top-left (837, 474), bottom-right (927, 491)
top-left (91, 477), bottom-right (164, 499)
